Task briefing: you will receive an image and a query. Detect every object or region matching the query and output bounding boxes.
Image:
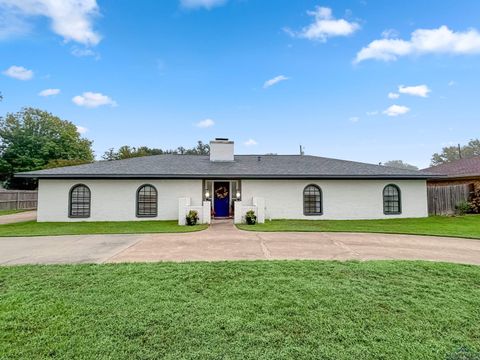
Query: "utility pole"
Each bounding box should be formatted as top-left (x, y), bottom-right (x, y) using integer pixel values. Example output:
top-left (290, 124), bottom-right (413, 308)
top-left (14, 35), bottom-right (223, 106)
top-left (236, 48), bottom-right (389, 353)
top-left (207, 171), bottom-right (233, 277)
top-left (458, 144), bottom-right (462, 159)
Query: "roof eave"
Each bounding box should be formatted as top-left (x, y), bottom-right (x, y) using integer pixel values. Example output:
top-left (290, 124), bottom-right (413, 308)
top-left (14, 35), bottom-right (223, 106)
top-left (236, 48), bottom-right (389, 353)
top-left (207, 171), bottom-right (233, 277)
top-left (15, 173), bottom-right (435, 180)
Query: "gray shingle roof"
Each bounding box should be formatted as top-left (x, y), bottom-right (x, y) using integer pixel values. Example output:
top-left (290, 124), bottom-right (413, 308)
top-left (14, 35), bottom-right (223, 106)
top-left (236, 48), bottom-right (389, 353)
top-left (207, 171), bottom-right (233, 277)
top-left (16, 155), bottom-right (436, 179)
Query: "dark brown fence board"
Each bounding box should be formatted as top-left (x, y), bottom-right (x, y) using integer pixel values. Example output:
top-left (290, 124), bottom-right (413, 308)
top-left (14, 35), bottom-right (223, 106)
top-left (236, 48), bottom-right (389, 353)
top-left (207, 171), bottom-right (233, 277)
top-left (427, 184), bottom-right (470, 215)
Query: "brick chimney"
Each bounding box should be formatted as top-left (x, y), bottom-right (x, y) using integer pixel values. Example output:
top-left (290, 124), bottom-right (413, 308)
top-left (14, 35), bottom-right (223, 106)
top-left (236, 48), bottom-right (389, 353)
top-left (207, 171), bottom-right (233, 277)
top-left (209, 138), bottom-right (234, 162)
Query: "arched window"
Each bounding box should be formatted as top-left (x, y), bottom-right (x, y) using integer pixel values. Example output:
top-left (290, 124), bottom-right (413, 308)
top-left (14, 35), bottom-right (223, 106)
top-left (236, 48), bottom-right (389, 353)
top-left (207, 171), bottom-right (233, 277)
top-left (383, 184), bottom-right (401, 215)
top-left (69, 184), bottom-right (91, 218)
top-left (136, 185), bottom-right (157, 217)
top-left (303, 184), bottom-right (322, 215)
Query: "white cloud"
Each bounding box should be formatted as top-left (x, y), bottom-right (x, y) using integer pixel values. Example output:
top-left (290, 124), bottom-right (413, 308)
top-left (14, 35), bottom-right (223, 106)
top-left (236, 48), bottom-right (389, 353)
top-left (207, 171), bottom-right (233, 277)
top-left (38, 88), bottom-right (60, 96)
top-left (287, 6), bottom-right (360, 42)
top-left (388, 92), bottom-right (400, 99)
top-left (72, 92), bottom-right (117, 108)
top-left (0, 9), bottom-right (31, 39)
top-left (0, 0), bottom-right (101, 46)
top-left (263, 75), bottom-right (289, 88)
top-left (180, 0), bottom-right (226, 9)
top-left (244, 139), bottom-right (258, 146)
top-left (355, 26), bottom-right (480, 63)
top-left (76, 125), bottom-right (88, 134)
top-left (2, 65), bottom-right (33, 80)
top-left (71, 46), bottom-right (98, 58)
top-left (366, 110), bottom-right (379, 116)
top-left (381, 28), bottom-right (399, 39)
top-left (383, 104), bottom-right (410, 117)
top-left (398, 84), bottom-right (431, 97)
top-left (196, 118), bottom-right (215, 128)
top-left (349, 116), bottom-right (360, 122)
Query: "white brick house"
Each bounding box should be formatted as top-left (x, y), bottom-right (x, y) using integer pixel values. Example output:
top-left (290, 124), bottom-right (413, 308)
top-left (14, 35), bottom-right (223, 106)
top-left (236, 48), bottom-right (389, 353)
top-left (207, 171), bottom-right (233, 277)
top-left (17, 138), bottom-right (432, 224)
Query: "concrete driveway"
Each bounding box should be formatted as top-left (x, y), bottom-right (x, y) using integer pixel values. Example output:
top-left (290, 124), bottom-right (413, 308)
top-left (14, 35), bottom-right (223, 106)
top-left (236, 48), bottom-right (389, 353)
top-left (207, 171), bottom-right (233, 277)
top-left (0, 210), bottom-right (36, 224)
top-left (1, 219), bottom-right (480, 265)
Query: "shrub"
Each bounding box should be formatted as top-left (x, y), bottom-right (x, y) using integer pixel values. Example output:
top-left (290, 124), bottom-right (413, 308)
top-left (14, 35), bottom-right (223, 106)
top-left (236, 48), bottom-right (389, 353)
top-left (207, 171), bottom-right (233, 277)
top-left (186, 210), bottom-right (199, 226)
top-left (455, 201), bottom-right (472, 215)
top-left (469, 188), bottom-right (480, 214)
top-left (245, 210), bottom-right (257, 225)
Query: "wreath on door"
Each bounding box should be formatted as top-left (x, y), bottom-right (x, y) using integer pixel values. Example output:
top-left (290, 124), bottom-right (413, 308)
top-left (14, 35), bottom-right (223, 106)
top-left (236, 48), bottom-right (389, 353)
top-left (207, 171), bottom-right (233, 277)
top-left (215, 186), bottom-right (229, 199)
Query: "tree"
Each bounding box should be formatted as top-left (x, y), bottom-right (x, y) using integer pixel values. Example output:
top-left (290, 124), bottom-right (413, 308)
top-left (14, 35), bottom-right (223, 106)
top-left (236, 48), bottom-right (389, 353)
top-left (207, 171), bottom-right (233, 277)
top-left (183, 141), bottom-right (209, 155)
top-left (383, 160), bottom-right (419, 171)
top-left (102, 145), bottom-right (165, 160)
top-left (102, 141), bottom-right (210, 160)
top-left (0, 108), bottom-right (94, 189)
top-left (431, 139), bottom-right (480, 166)
top-left (44, 159), bottom-right (93, 169)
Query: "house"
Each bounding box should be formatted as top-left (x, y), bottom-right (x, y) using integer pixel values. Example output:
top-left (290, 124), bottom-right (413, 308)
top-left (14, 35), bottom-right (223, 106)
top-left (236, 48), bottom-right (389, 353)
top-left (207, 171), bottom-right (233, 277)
top-left (17, 138), bottom-right (432, 224)
top-left (422, 156), bottom-right (480, 192)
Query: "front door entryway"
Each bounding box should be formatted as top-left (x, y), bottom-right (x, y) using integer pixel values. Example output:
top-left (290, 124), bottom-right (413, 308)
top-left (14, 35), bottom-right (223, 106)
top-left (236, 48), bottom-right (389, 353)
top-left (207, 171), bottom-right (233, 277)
top-left (214, 182), bottom-right (230, 217)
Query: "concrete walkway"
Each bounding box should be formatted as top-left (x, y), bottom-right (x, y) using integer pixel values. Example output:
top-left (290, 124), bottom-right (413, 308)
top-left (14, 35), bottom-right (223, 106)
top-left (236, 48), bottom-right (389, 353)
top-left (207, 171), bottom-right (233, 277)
top-left (1, 219), bottom-right (480, 265)
top-left (0, 210), bottom-right (36, 224)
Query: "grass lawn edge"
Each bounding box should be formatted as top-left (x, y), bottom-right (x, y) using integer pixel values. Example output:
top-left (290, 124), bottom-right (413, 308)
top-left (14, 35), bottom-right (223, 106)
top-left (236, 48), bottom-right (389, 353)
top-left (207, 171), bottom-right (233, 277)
top-left (236, 216), bottom-right (480, 241)
top-left (236, 225), bottom-right (480, 240)
top-left (0, 209), bottom-right (29, 216)
top-left (0, 220), bottom-right (209, 237)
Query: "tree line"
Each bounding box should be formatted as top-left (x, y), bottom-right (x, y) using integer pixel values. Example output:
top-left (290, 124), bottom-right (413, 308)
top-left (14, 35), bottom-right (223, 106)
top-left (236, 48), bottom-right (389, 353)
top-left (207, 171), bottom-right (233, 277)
top-left (0, 106), bottom-right (209, 189)
top-left (102, 141), bottom-right (209, 161)
top-left (0, 104), bottom-right (479, 188)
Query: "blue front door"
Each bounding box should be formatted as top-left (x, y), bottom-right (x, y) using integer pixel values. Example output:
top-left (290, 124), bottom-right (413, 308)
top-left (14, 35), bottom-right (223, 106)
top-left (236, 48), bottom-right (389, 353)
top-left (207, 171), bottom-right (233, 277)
top-left (214, 182), bottom-right (230, 217)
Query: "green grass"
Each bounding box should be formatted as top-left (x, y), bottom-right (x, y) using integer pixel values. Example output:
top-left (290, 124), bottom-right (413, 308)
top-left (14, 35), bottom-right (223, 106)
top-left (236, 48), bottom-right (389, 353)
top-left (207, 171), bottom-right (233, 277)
top-left (1, 261), bottom-right (480, 359)
top-left (237, 215), bottom-right (480, 239)
top-left (0, 209), bottom-right (28, 216)
top-left (0, 220), bottom-right (207, 237)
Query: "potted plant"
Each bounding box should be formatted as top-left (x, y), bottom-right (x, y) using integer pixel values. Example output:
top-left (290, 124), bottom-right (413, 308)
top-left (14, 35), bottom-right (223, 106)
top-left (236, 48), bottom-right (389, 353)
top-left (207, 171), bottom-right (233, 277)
top-left (245, 210), bottom-right (257, 225)
top-left (186, 210), bottom-right (199, 226)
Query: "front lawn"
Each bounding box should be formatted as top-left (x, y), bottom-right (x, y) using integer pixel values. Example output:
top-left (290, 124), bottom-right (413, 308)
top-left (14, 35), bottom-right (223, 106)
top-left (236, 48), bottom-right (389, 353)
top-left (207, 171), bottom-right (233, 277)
top-left (1, 261), bottom-right (479, 359)
top-left (0, 220), bottom-right (207, 237)
top-left (237, 215), bottom-right (480, 239)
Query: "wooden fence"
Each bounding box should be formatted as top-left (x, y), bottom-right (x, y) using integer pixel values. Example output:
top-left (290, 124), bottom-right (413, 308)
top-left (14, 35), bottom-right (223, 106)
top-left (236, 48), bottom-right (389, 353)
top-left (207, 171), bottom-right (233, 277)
top-left (427, 184), bottom-right (472, 215)
top-left (0, 190), bottom-right (38, 211)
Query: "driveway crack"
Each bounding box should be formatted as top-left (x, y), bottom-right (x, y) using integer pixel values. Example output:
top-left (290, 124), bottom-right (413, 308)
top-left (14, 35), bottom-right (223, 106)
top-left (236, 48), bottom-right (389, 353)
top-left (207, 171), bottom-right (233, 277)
top-left (332, 239), bottom-right (360, 257)
top-left (102, 236), bottom-right (145, 264)
top-left (256, 234), bottom-right (272, 260)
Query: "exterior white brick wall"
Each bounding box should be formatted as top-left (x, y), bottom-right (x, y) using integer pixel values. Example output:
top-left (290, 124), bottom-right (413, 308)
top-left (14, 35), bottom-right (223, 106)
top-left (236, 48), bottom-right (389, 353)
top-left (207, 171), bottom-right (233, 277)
top-left (37, 178), bottom-right (428, 222)
top-left (241, 179), bottom-right (428, 220)
top-left (178, 198), bottom-right (211, 225)
top-left (37, 179), bottom-right (202, 222)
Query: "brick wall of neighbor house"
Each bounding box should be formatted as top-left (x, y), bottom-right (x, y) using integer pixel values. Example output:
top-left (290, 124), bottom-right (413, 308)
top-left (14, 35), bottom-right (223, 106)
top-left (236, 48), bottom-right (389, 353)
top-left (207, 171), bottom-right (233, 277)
top-left (37, 179), bottom-right (203, 222)
top-left (241, 179), bottom-right (428, 220)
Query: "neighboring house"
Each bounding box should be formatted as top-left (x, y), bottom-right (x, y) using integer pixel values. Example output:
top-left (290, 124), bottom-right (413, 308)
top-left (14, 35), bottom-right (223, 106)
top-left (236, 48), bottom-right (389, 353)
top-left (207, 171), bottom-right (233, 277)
top-left (17, 138), bottom-right (432, 224)
top-left (422, 156), bottom-right (480, 191)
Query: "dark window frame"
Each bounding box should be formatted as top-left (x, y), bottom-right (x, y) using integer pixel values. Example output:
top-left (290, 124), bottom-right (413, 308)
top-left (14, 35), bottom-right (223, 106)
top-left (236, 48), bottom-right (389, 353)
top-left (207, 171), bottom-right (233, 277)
top-left (303, 184), bottom-right (323, 216)
top-left (136, 184), bottom-right (158, 218)
top-left (383, 184), bottom-right (402, 215)
top-left (69, 184), bottom-right (91, 218)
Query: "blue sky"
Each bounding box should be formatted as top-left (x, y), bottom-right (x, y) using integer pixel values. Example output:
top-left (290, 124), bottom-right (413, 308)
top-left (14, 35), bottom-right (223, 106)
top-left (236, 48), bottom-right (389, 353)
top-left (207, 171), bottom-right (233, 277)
top-left (1, 0), bottom-right (480, 168)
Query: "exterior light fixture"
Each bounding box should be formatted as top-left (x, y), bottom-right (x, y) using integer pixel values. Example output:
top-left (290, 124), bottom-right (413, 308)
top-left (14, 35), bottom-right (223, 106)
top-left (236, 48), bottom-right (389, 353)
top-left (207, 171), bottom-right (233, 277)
top-left (236, 191), bottom-right (241, 199)
top-left (205, 191), bottom-right (210, 199)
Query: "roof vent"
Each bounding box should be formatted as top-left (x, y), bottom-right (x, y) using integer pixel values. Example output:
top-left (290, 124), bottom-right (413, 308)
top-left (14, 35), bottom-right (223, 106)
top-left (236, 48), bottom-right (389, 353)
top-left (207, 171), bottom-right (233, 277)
top-left (257, 156), bottom-right (261, 162)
